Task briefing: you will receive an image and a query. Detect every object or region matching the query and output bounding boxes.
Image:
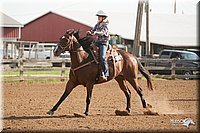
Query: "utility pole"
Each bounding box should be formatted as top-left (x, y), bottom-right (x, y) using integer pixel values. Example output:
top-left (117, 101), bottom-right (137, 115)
top-left (145, 0), bottom-right (150, 57)
top-left (174, 0), bottom-right (176, 14)
top-left (133, 0), bottom-right (144, 57)
top-left (198, 2), bottom-right (200, 46)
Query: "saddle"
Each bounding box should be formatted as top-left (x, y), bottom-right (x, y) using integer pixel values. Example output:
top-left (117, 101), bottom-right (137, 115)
top-left (77, 35), bottom-right (123, 81)
top-left (78, 35), bottom-right (121, 63)
top-left (89, 44), bottom-right (122, 64)
top-left (88, 44), bottom-right (123, 82)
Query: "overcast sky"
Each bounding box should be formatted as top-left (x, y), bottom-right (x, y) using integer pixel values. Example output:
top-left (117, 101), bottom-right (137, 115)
top-left (0, 0), bottom-right (199, 24)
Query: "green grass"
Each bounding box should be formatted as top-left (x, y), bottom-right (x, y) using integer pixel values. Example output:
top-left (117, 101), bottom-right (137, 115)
top-left (2, 70), bottom-right (70, 83)
top-left (2, 70), bottom-right (70, 76)
top-left (151, 77), bottom-right (167, 80)
top-left (140, 76), bottom-right (167, 81)
top-left (2, 70), bottom-right (170, 83)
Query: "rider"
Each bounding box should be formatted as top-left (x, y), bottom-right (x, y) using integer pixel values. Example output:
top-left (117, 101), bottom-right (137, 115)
top-left (87, 10), bottom-right (110, 81)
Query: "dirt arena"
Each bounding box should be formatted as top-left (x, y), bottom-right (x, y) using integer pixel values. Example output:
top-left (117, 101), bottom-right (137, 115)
top-left (2, 80), bottom-right (199, 132)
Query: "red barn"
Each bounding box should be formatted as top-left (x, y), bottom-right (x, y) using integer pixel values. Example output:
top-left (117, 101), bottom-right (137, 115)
top-left (21, 11), bottom-right (92, 43)
top-left (0, 12), bottom-right (23, 41)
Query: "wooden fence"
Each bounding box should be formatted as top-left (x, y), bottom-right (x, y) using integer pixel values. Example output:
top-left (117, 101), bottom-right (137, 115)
top-left (2, 59), bottom-right (69, 81)
top-left (139, 58), bottom-right (200, 80)
top-left (2, 41), bottom-right (39, 59)
top-left (1, 41), bottom-right (199, 81)
top-left (1, 57), bottom-right (199, 81)
top-left (1, 41), bottom-right (71, 81)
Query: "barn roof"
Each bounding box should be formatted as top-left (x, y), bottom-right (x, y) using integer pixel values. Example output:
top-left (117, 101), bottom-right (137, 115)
top-left (24, 11), bottom-right (92, 28)
top-left (0, 12), bottom-right (23, 27)
top-left (20, 11), bottom-right (92, 43)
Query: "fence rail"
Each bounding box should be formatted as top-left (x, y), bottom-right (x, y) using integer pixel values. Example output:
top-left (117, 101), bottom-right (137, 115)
top-left (1, 57), bottom-right (200, 81)
top-left (139, 58), bottom-right (200, 79)
top-left (1, 58), bottom-right (69, 82)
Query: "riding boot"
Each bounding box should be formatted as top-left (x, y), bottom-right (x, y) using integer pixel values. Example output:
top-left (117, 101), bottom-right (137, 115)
top-left (99, 72), bottom-right (107, 82)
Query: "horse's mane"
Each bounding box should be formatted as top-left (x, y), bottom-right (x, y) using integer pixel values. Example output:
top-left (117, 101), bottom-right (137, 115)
top-left (74, 30), bottom-right (94, 52)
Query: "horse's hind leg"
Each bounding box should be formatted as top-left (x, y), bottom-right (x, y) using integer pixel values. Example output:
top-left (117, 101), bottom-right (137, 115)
top-left (47, 80), bottom-right (77, 115)
top-left (115, 76), bottom-right (131, 112)
top-left (127, 78), bottom-right (147, 108)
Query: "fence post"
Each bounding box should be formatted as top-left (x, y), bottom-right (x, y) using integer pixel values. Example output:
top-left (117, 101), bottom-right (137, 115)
top-left (11, 42), bottom-right (14, 59)
top-left (28, 42), bottom-right (32, 59)
top-left (61, 59), bottom-right (65, 81)
top-left (171, 59), bottom-right (176, 79)
top-left (3, 41), bottom-right (8, 59)
top-left (14, 43), bottom-right (17, 59)
top-left (35, 43), bottom-right (38, 59)
top-left (50, 49), bottom-right (52, 59)
top-left (19, 59), bottom-right (24, 81)
top-left (18, 42), bottom-right (23, 59)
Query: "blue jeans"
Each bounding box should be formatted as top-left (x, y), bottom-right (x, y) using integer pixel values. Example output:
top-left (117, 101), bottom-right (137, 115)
top-left (95, 42), bottom-right (109, 77)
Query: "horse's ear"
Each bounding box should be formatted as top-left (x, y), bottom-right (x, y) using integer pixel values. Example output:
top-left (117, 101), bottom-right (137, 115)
top-left (74, 29), bottom-right (80, 40)
top-left (66, 29), bottom-right (74, 35)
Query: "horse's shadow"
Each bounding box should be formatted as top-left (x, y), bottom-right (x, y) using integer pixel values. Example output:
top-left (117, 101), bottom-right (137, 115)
top-left (2, 114), bottom-right (76, 121)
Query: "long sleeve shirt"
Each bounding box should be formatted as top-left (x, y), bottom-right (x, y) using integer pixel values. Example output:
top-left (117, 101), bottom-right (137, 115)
top-left (91, 22), bottom-right (110, 45)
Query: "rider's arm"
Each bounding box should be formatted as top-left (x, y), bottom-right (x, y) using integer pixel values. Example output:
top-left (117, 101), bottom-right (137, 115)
top-left (94, 24), bottom-right (109, 37)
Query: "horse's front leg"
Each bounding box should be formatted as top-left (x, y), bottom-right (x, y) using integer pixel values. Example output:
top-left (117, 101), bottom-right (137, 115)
top-left (84, 83), bottom-right (94, 116)
top-left (47, 80), bottom-right (77, 115)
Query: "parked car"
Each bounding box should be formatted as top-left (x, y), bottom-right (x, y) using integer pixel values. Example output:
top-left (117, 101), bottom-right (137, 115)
top-left (23, 43), bottom-right (54, 59)
top-left (149, 49), bottom-right (200, 80)
top-left (186, 49), bottom-right (200, 57)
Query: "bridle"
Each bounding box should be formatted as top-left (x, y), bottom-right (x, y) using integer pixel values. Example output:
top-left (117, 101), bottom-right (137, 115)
top-left (55, 32), bottom-right (97, 73)
top-left (56, 34), bottom-right (78, 53)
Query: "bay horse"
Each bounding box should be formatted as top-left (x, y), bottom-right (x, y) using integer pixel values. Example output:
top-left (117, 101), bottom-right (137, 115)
top-left (47, 29), bottom-right (153, 116)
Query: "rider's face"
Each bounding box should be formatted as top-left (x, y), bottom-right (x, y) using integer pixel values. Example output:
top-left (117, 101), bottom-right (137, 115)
top-left (98, 16), bottom-right (103, 23)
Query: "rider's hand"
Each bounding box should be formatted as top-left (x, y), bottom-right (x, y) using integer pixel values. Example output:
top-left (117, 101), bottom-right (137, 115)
top-left (86, 31), bottom-right (94, 36)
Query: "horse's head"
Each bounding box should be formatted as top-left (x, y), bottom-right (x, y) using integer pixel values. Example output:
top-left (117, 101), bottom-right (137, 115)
top-left (54, 29), bottom-right (78, 56)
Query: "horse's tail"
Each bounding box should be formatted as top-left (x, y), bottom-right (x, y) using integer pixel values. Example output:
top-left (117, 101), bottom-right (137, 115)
top-left (136, 57), bottom-right (153, 91)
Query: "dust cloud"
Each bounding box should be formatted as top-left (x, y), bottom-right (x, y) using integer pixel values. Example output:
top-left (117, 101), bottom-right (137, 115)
top-left (146, 91), bottom-right (184, 114)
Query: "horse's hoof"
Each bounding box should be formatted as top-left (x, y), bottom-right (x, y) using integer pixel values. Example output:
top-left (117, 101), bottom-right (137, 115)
top-left (47, 110), bottom-right (54, 115)
top-left (74, 112), bottom-right (86, 118)
top-left (126, 108), bottom-right (131, 113)
top-left (147, 103), bottom-right (152, 108)
top-left (84, 112), bottom-right (88, 116)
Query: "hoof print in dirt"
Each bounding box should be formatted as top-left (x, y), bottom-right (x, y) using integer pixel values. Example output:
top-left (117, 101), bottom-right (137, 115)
top-left (143, 109), bottom-right (159, 115)
top-left (74, 112), bottom-right (86, 118)
top-left (115, 110), bottom-right (130, 116)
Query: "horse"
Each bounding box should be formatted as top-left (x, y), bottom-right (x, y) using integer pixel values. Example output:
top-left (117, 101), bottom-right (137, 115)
top-left (47, 29), bottom-right (154, 116)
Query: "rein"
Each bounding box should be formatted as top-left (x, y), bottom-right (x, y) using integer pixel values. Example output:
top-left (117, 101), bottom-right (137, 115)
top-left (58, 43), bottom-right (69, 54)
top-left (69, 49), bottom-right (85, 53)
top-left (71, 60), bottom-right (95, 72)
top-left (59, 35), bottom-right (95, 72)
